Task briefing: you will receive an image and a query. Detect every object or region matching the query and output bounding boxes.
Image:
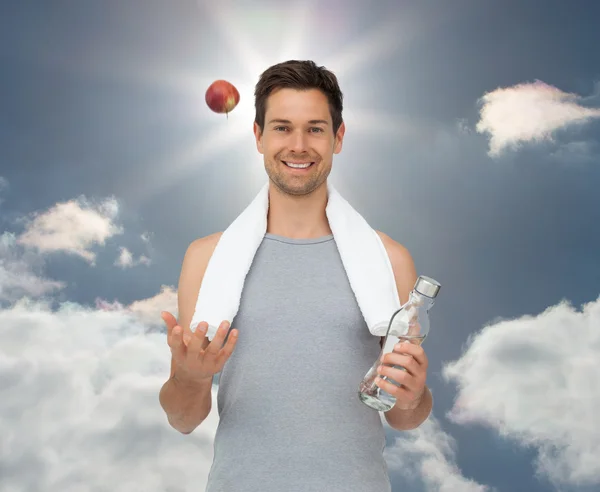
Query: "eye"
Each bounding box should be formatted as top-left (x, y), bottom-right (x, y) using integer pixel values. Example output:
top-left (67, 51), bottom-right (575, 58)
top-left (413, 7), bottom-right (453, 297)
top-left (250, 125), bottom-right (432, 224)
top-left (309, 127), bottom-right (324, 133)
top-left (274, 126), bottom-right (288, 132)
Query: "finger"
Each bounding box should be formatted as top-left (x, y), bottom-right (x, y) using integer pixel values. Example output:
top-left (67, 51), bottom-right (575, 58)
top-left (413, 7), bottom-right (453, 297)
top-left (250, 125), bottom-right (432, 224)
top-left (375, 373), bottom-right (421, 400)
top-left (194, 321), bottom-right (209, 337)
top-left (217, 328), bottom-right (239, 364)
top-left (204, 321), bottom-right (230, 356)
top-left (393, 342), bottom-right (428, 367)
top-left (382, 353), bottom-right (420, 376)
top-left (186, 331), bottom-right (205, 357)
top-left (192, 322), bottom-right (208, 344)
top-left (374, 376), bottom-right (400, 396)
top-left (169, 325), bottom-right (186, 362)
top-left (376, 379), bottom-right (419, 406)
top-left (168, 324), bottom-right (187, 346)
top-left (377, 365), bottom-right (421, 392)
top-left (176, 322), bottom-right (194, 347)
top-left (162, 311), bottom-right (177, 336)
top-left (167, 323), bottom-right (182, 347)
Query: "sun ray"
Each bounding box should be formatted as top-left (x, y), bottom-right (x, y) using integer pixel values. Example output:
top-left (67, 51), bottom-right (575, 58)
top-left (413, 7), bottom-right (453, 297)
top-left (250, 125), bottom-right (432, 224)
top-left (198, 0), bottom-right (268, 81)
top-left (128, 118), bottom-right (250, 204)
top-left (344, 108), bottom-right (425, 139)
top-left (321, 16), bottom-right (419, 78)
top-left (276, 0), bottom-right (312, 62)
top-left (124, 1), bottom-right (429, 205)
top-left (128, 0), bottom-right (317, 205)
top-left (129, 76), bottom-right (259, 204)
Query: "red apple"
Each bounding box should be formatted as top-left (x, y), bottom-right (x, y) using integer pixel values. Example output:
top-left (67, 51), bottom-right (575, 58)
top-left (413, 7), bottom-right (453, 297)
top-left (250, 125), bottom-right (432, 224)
top-left (205, 80), bottom-right (240, 115)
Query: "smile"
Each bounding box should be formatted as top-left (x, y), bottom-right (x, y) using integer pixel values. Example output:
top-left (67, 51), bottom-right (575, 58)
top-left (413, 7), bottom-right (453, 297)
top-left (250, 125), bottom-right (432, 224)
top-left (282, 161), bottom-right (314, 169)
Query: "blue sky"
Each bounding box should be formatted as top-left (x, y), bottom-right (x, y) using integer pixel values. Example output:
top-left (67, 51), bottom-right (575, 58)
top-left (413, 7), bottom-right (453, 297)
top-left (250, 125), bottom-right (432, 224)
top-left (1, 1), bottom-right (599, 491)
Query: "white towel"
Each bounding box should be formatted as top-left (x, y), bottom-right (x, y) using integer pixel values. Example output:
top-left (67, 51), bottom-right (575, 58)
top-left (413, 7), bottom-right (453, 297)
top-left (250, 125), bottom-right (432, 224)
top-left (190, 181), bottom-right (401, 340)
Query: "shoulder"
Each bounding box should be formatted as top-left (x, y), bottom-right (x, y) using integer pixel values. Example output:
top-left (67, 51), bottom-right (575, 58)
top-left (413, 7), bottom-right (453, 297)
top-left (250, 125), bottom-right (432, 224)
top-left (375, 230), bottom-right (417, 303)
top-left (184, 231), bottom-right (223, 261)
top-left (180, 232), bottom-right (223, 278)
top-left (375, 231), bottom-right (414, 266)
top-left (188, 231), bottom-right (223, 251)
top-left (375, 231), bottom-right (416, 275)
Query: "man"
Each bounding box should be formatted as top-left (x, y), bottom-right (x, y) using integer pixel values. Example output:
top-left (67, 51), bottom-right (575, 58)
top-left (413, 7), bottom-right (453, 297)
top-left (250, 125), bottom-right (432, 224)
top-left (159, 60), bottom-right (432, 491)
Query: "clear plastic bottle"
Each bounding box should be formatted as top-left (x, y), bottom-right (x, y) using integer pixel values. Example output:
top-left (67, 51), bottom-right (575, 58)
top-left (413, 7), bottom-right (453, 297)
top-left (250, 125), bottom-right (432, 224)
top-left (358, 275), bottom-right (441, 411)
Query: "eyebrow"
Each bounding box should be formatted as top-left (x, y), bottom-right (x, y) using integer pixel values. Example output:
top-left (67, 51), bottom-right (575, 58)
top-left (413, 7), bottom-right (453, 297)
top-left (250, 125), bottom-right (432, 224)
top-left (267, 119), bottom-right (329, 125)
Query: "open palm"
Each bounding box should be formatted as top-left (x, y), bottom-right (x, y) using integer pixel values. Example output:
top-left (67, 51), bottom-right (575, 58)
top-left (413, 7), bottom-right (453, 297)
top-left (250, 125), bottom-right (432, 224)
top-left (162, 311), bottom-right (238, 383)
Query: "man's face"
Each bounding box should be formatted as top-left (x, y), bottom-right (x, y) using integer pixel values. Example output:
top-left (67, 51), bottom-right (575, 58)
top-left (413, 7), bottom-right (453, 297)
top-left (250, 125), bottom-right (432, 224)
top-left (253, 88), bottom-right (345, 196)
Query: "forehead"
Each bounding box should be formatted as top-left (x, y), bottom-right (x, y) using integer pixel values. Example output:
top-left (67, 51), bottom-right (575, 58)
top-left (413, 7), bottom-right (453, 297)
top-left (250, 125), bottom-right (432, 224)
top-left (265, 88), bottom-right (331, 123)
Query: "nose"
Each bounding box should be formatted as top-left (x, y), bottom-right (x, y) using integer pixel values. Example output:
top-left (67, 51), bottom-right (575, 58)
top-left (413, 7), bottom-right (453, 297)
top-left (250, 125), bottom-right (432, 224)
top-left (287, 128), bottom-right (309, 154)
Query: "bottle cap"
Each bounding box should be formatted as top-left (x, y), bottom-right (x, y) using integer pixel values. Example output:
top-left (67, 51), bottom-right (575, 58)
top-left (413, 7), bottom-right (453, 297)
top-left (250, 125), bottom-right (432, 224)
top-left (415, 275), bottom-right (441, 298)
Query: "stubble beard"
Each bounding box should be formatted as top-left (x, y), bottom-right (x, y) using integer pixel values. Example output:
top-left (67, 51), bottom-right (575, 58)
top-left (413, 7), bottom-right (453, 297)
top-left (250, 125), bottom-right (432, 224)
top-left (266, 157), bottom-right (330, 197)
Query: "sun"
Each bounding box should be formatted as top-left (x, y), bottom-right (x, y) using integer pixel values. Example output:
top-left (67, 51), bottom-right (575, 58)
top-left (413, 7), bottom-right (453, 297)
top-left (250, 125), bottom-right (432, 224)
top-left (127, 1), bottom-right (418, 204)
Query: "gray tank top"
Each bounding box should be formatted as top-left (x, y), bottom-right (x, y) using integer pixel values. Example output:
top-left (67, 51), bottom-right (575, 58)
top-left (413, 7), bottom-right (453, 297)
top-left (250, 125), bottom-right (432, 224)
top-left (205, 233), bottom-right (391, 492)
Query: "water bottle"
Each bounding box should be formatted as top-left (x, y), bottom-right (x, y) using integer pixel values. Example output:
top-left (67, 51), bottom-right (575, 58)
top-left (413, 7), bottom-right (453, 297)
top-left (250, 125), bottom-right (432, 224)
top-left (358, 275), bottom-right (441, 411)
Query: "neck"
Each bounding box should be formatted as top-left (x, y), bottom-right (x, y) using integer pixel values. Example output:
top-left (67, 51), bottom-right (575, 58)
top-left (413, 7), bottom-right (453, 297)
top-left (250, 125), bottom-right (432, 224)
top-left (266, 181), bottom-right (332, 239)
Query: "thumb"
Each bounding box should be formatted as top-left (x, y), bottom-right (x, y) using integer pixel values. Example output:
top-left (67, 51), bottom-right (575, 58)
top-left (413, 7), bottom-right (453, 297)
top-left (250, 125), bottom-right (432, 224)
top-left (161, 311), bottom-right (177, 332)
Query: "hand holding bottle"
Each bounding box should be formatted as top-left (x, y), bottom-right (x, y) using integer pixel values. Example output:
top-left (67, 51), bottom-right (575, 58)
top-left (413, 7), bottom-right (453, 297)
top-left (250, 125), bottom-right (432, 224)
top-left (358, 275), bottom-right (441, 411)
top-left (374, 338), bottom-right (428, 409)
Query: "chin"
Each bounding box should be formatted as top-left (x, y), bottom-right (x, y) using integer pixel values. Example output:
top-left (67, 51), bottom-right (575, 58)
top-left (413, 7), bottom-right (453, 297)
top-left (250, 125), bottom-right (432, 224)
top-left (275, 178), bottom-right (326, 196)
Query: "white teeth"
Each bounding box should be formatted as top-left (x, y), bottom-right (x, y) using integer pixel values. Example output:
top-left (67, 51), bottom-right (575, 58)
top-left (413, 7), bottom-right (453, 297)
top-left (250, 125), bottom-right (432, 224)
top-left (284, 161), bottom-right (312, 169)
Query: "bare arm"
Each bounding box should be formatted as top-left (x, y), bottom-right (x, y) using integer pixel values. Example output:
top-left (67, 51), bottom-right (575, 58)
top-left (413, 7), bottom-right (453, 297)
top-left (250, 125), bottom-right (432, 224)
top-left (159, 232), bottom-right (225, 434)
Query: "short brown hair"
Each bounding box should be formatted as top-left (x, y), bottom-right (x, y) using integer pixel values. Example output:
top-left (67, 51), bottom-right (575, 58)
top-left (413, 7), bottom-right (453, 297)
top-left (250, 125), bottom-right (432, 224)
top-left (254, 60), bottom-right (344, 134)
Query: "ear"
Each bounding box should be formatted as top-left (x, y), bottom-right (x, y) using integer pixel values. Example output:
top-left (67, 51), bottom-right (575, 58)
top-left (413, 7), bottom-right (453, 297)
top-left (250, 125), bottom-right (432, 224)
top-left (253, 122), bottom-right (264, 154)
top-left (333, 121), bottom-right (346, 154)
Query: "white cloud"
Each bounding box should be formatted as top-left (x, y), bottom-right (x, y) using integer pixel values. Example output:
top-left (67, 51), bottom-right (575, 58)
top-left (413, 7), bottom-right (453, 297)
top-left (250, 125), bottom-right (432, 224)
top-left (96, 284), bottom-right (177, 330)
top-left (115, 246), bottom-right (134, 267)
top-left (16, 196), bottom-right (123, 264)
top-left (443, 296), bottom-right (600, 489)
top-left (0, 292), bottom-right (490, 492)
top-left (0, 294), bottom-right (221, 492)
top-left (128, 284), bottom-right (176, 326)
top-left (384, 416), bottom-right (492, 492)
top-left (0, 191), bottom-right (219, 491)
top-left (0, 212), bottom-right (488, 491)
top-left (475, 80), bottom-right (600, 157)
top-left (114, 246), bottom-right (152, 269)
top-left (0, 232), bottom-right (65, 303)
